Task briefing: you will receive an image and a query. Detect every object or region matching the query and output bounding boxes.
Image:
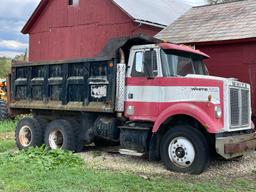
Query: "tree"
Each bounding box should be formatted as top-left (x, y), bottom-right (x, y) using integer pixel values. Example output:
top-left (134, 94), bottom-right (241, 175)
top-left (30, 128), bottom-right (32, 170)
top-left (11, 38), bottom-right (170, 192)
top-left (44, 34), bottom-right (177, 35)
top-left (14, 54), bottom-right (26, 62)
top-left (0, 53), bottom-right (25, 78)
top-left (208, 0), bottom-right (242, 4)
top-left (0, 57), bottom-right (11, 78)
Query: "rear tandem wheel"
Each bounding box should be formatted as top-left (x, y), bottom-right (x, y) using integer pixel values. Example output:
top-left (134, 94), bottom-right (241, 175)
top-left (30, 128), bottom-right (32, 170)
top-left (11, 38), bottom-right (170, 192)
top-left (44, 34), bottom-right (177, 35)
top-left (15, 117), bottom-right (44, 150)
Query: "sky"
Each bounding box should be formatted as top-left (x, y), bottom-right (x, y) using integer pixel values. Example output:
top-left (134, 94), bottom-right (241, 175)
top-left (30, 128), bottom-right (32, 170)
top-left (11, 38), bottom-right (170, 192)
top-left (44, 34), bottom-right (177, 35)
top-left (185, 0), bottom-right (207, 5)
top-left (0, 0), bottom-right (207, 58)
top-left (0, 0), bottom-right (40, 58)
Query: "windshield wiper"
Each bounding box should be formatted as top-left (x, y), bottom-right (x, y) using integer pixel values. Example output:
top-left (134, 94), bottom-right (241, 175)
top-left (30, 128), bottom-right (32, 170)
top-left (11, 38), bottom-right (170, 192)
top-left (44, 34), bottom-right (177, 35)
top-left (170, 74), bottom-right (182, 77)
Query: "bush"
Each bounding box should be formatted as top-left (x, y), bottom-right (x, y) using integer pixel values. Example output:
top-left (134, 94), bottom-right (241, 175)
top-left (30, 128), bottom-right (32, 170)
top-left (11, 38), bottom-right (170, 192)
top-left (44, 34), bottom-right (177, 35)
top-left (0, 146), bottom-right (83, 171)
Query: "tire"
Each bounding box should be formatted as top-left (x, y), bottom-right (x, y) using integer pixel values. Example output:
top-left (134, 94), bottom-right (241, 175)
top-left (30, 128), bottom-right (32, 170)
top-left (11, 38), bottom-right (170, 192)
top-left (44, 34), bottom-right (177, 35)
top-left (0, 99), bottom-right (8, 121)
top-left (160, 126), bottom-right (210, 174)
top-left (69, 119), bottom-right (85, 152)
top-left (94, 137), bottom-right (119, 147)
top-left (34, 116), bottom-right (48, 131)
top-left (44, 119), bottom-right (77, 152)
top-left (15, 117), bottom-right (43, 150)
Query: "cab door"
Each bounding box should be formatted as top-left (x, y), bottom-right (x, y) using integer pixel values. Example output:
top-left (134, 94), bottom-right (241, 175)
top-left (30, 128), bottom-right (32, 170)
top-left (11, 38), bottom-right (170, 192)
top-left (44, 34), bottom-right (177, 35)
top-left (125, 48), bottom-right (160, 121)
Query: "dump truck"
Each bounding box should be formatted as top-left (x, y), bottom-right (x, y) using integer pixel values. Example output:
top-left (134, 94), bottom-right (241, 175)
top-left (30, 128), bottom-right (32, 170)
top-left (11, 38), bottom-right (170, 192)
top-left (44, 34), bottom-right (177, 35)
top-left (8, 35), bottom-right (256, 174)
top-left (0, 79), bottom-right (8, 120)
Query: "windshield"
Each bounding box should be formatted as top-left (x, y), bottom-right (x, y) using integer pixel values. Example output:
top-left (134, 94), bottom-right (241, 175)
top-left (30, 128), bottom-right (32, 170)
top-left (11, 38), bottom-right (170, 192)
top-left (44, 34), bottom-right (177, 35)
top-left (161, 50), bottom-right (208, 77)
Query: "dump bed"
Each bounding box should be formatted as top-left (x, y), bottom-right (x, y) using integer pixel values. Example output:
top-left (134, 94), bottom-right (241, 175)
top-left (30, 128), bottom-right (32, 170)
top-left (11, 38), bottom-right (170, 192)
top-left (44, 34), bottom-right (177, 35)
top-left (10, 58), bottom-right (116, 113)
top-left (8, 35), bottom-right (160, 114)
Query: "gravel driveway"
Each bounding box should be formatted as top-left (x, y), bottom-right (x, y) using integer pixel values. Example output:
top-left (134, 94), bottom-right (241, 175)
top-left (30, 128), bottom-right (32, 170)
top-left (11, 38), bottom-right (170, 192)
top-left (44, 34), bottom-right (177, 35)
top-left (80, 145), bottom-right (256, 179)
top-left (2, 131), bottom-right (255, 180)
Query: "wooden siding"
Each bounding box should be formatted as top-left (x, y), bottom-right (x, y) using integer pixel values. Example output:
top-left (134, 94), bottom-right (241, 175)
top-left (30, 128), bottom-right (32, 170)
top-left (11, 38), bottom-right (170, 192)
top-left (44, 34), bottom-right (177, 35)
top-left (28, 0), bottom-right (160, 62)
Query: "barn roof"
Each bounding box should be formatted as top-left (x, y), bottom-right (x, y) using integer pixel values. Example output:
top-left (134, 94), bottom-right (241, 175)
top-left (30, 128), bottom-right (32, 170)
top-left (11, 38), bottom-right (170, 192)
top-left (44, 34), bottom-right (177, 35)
top-left (22, 0), bottom-right (191, 34)
top-left (22, 0), bottom-right (48, 34)
top-left (112, 0), bottom-right (191, 28)
top-left (156, 0), bottom-right (256, 44)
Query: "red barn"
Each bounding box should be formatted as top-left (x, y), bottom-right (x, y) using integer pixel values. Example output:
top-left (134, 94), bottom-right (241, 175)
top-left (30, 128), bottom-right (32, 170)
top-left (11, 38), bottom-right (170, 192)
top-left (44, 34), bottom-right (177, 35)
top-left (22, 0), bottom-right (190, 62)
top-left (156, 0), bottom-right (256, 121)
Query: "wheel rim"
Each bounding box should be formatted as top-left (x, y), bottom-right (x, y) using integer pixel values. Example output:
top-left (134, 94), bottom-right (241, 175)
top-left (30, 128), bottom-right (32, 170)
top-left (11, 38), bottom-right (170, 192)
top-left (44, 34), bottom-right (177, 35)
top-left (19, 126), bottom-right (32, 147)
top-left (49, 129), bottom-right (64, 149)
top-left (168, 136), bottom-right (195, 168)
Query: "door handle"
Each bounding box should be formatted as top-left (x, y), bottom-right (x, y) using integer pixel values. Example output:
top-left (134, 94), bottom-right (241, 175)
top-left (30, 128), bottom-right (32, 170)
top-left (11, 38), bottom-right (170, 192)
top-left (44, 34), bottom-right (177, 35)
top-left (128, 93), bottom-right (133, 99)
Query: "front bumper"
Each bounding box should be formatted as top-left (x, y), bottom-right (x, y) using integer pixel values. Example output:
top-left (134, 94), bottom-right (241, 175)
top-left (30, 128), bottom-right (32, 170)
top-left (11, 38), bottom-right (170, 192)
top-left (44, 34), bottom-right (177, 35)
top-left (215, 131), bottom-right (256, 159)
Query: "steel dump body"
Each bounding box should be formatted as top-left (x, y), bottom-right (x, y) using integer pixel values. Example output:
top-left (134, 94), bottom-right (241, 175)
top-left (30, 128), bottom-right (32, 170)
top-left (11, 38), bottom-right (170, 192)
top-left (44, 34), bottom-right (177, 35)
top-left (9, 35), bottom-right (160, 113)
top-left (10, 58), bottom-right (116, 113)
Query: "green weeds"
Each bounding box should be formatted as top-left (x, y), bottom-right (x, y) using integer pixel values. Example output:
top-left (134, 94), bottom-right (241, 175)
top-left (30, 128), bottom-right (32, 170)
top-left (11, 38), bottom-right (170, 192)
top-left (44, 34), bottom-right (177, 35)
top-left (0, 139), bottom-right (15, 153)
top-left (0, 119), bottom-right (17, 133)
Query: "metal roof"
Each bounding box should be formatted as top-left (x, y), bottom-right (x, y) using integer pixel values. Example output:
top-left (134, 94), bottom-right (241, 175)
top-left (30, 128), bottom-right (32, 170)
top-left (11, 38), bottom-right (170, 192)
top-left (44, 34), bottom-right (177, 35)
top-left (112, 0), bottom-right (191, 28)
top-left (156, 0), bottom-right (256, 43)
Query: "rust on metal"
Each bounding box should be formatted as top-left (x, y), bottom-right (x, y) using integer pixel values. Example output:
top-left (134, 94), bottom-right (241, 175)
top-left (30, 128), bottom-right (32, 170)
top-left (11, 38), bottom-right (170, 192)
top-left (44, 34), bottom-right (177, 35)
top-left (224, 139), bottom-right (256, 154)
top-left (10, 100), bottom-right (114, 113)
top-left (216, 132), bottom-right (256, 159)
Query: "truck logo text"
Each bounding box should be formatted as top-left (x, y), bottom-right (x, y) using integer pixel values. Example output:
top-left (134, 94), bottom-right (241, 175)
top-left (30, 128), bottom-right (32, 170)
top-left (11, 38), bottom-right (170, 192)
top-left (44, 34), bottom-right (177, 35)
top-left (191, 87), bottom-right (208, 91)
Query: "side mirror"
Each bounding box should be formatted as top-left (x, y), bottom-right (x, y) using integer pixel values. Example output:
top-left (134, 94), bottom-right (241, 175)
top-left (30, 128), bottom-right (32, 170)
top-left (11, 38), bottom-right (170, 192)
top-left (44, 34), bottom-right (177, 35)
top-left (144, 51), bottom-right (154, 79)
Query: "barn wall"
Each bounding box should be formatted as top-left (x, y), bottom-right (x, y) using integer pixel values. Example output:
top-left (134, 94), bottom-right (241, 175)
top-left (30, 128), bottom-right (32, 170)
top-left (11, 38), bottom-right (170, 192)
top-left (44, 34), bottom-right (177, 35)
top-left (196, 41), bottom-right (256, 117)
top-left (28, 0), bottom-right (160, 62)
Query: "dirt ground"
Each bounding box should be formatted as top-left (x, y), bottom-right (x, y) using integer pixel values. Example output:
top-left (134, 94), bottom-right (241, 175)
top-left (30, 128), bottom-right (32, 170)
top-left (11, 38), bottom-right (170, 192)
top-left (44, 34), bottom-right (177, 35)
top-left (80, 145), bottom-right (256, 180)
top-left (0, 132), bottom-right (14, 140)
top-left (2, 131), bottom-right (255, 180)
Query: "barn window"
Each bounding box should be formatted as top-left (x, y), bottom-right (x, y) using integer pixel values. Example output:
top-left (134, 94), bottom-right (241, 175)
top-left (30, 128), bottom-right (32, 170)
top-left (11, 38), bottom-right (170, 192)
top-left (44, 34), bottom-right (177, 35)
top-left (68, 0), bottom-right (79, 6)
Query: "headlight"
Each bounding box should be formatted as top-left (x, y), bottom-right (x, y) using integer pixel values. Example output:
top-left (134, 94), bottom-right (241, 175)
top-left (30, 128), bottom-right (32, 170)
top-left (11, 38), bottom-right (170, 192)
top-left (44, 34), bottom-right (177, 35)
top-left (214, 106), bottom-right (222, 119)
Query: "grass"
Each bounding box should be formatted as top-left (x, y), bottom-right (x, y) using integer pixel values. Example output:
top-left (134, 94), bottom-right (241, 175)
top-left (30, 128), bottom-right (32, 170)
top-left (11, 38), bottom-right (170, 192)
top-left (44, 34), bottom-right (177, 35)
top-left (0, 147), bottom-right (255, 192)
top-left (0, 119), bottom-right (17, 133)
top-left (0, 119), bottom-right (255, 192)
top-left (0, 119), bottom-right (16, 153)
top-left (0, 147), bottom-right (248, 192)
top-left (0, 139), bottom-right (15, 153)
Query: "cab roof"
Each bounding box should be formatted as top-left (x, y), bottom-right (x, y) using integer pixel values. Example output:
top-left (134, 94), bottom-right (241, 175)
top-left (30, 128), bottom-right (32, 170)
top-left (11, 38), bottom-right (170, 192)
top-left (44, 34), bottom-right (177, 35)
top-left (159, 43), bottom-right (209, 58)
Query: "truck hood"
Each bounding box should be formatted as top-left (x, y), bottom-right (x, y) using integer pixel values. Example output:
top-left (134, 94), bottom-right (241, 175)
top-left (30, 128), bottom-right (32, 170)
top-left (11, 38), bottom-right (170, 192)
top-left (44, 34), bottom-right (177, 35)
top-left (186, 74), bottom-right (250, 88)
top-left (186, 74), bottom-right (231, 82)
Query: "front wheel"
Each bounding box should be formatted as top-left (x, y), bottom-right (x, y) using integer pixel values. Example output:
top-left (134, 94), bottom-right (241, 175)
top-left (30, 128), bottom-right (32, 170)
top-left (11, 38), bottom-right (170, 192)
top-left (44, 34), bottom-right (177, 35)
top-left (160, 126), bottom-right (210, 174)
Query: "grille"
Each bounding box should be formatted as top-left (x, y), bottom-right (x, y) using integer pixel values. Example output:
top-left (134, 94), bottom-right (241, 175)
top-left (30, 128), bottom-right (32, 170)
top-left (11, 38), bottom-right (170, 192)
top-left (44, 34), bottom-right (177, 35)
top-left (241, 89), bottom-right (249, 125)
top-left (230, 87), bottom-right (250, 128)
top-left (230, 88), bottom-right (239, 126)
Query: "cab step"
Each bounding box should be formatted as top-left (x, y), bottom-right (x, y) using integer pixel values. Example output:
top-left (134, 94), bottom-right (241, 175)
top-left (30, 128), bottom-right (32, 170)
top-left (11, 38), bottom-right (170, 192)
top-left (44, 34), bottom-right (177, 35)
top-left (119, 149), bottom-right (144, 157)
top-left (118, 125), bottom-right (150, 131)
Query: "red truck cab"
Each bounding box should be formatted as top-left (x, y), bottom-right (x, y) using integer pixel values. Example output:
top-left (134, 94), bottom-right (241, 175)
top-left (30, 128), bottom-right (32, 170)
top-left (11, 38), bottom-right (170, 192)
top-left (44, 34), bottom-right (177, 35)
top-left (116, 42), bottom-right (256, 173)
